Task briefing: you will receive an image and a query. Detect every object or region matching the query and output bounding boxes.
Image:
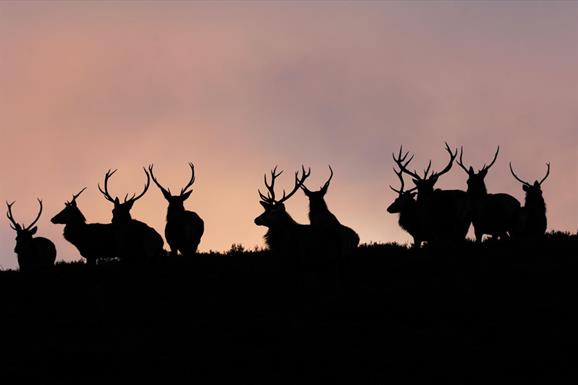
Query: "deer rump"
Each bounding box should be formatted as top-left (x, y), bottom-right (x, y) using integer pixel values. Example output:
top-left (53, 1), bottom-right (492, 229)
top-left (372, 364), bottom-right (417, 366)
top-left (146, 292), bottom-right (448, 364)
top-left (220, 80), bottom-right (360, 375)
top-left (471, 193), bottom-right (521, 239)
top-left (165, 211), bottom-right (204, 255)
top-left (113, 220), bottom-right (164, 261)
top-left (419, 189), bottom-right (471, 244)
top-left (16, 237), bottom-right (56, 271)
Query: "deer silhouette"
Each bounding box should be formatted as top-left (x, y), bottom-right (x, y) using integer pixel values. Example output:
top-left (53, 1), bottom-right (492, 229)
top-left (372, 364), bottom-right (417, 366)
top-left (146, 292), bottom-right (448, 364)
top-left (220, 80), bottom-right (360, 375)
top-left (510, 162), bottom-right (550, 237)
top-left (51, 188), bottom-right (117, 265)
top-left (300, 166), bottom-right (359, 252)
top-left (6, 199), bottom-right (56, 271)
top-left (254, 166), bottom-right (315, 256)
top-left (393, 143), bottom-right (471, 245)
top-left (457, 147), bottom-right (521, 242)
top-left (98, 168), bottom-right (164, 261)
top-left (387, 167), bottom-right (421, 248)
top-left (148, 163), bottom-right (204, 257)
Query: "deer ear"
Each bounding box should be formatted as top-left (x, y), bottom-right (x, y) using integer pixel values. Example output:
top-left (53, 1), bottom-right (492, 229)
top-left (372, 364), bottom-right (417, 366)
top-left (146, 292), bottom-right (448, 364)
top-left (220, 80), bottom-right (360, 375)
top-left (30, 227), bottom-right (37, 235)
top-left (480, 168), bottom-right (488, 177)
top-left (468, 166), bottom-right (474, 175)
top-left (534, 181), bottom-right (540, 187)
top-left (114, 197), bottom-right (120, 205)
top-left (161, 189), bottom-right (172, 200)
top-left (523, 185), bottom-right (529, 192)
top-left (181, 190), bottom-right (192, 201)
top-left (412, 178), bottom-right (419, 185)
top-left (259, 201), bottom-right (269, 210)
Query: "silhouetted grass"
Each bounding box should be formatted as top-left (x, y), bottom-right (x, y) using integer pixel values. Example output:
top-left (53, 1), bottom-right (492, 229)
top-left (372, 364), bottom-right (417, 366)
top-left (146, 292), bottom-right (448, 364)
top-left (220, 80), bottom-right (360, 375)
top-left (0, 231), bottom-right (577, 384)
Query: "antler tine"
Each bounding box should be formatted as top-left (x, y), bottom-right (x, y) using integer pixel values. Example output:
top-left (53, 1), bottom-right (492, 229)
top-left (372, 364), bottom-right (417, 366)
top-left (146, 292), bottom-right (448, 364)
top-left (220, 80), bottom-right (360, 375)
top-left (278, 165), bottom-right (310, 204)
top-left (148, 164), bottom-right (171, 196)
top-left (180, 162), bottom-right (196, 195)
top-left (392, 146), bottom-right (420, 180)
top-left (125, 168), bottom-right (151, 203)
top-left (430, 142), bottom-right (457, 179)
top-left (509, 162), bottom-right (530, 186)
top-left (482, 146), bottom-right (500, 172)
top-left (539, 162), bottom-right (550, 185)
top-left (98, 169), bottom-right (118, 203)
top-left (26, 198), bottom-right (43, 230)
top-left (71, 187), bottom-right (87, 203)
top-left (263, 166), bottom-right (283, 202)
top-left (422, 160), bottom-right (432, 179)
top-left (6, 201), bottom-right (18, 230)
top-left (456, 146), bottom-right (470, 173)
top-left (389, 167), bottom-right (405, 194)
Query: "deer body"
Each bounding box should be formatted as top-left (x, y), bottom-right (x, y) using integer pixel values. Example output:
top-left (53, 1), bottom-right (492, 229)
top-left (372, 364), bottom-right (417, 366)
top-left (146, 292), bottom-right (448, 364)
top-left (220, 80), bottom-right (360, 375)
top-left (99, 169), bottom-right (164, 261)
top-left (457, 147), bottom-right (521, 242)
top-left (51, 190), bottom-right (117, 264)
top-left (510, 163), bottom-right (549, 238)
top-left (148, 163), bottom-right (204, 257)
top-left (301, 166), bottom-right (359, 253)
top-left (393, 143), bottom-right (471, 246)
top-left (387, 169), bottom-right (422, 247)
top-left (7, 200), bottom-right (56, 271)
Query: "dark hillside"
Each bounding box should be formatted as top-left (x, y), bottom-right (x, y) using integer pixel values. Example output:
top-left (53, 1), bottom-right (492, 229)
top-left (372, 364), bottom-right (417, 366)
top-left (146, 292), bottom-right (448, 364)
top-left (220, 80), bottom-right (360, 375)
top-left (1, 232), bottom-right (577, 384)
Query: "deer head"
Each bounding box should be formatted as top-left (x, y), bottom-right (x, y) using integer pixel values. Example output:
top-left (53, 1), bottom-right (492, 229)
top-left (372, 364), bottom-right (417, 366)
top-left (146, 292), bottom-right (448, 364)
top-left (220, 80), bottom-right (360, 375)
top-left (148, 163), bottom-right (197, 215)
top-left (456, 146), bottom-right (499, 197)
top-left (387, 167), bottom-right (417, 214)
top-left (254, 165), bottom-right (311, 227)
top-left (392, 143), bottom-right (457, 199)
top-left (98, 169), bottom-right (150, 223)
top-left (51, 188), bottom-right (88, 224)
top-left (7, 199), bottom-right (44, 253)
top-left (510, 162), bottom-right (550, 206)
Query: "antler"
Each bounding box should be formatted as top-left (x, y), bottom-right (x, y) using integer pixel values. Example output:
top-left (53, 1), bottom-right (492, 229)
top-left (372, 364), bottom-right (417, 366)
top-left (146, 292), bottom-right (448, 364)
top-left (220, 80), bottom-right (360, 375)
top-left (509, 162), bottom-right (530, 186)
top-left (389, 167), bottom-right (417, 194)
top-left (180, 162), bottom-right (196, 195)
top-left (456, 146), bottom-right (470, 174)
top-left (321, 165), bottom-right (334, 191)
top-left (6, 199), bottom-right (43, 231)
top-left (429, 142), bottom-right (457, 180)
top-left (26, 199), bottom-right (43, 230)
top-left (98, 169), bottom-right (118, 203)
top-left (392, 146), bottom-right (420, 180)
top-left (6, 201), bottom-right (19, 230)
top-left (98, 169), bottom-right (150, 204)
top-left (69, 187), bottom-right (87, 204)
top-left (124, 168), bottom-right (150, 203)
top-left (539, 163), bottom-right (550, 185)
top-left (481, 146), bottom-right (500, 172)
top-left (259, 166), bottom-right (311, 204)
top-left (148, 164), bottom-right (171, 196)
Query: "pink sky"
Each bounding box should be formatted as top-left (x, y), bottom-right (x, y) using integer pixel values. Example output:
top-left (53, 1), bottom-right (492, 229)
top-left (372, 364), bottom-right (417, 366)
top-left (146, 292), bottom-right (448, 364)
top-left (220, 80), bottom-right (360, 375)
top-left (1, 2), bottom-right (577, 268)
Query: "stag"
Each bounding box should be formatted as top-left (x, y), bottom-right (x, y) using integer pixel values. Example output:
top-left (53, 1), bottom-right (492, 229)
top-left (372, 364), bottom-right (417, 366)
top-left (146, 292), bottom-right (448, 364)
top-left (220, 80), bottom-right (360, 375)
top-left (6, 199), bottom-right (56, 271)
top-left (51, 188), bottom-right (117, 264)
top-left (300, 165), bottom-right (359, 252)
top-left (387, 167), bottom-right (421, 248)
top-left (98, 168), bottom-right (164, 261)
top-left (148, 163), bottom-right (204, 257)
top-left (456, 147), bottom-right (521, 242)
top-left (393, 143), bottom-right (471, 245)
top-left (254, 166), bottom-right (313, 255)
top-left (510, 162), bottom-right (550, 237)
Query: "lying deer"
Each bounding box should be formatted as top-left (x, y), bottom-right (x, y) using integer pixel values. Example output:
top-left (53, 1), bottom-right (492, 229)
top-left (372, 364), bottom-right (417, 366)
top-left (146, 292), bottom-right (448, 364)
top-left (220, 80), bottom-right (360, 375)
top-left (7, 199), bottom-right (56, 271)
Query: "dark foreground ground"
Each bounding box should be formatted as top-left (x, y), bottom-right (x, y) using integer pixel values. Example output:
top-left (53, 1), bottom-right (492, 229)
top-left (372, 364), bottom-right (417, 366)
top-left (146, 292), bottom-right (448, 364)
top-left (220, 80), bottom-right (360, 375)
top-left (1, 232), bottom-right (578, 384)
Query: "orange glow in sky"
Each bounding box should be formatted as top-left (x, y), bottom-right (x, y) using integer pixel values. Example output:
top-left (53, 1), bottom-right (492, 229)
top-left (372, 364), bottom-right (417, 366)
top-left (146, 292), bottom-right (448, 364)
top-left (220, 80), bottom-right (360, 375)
top-left (1, 2), bottom-right (577, 268)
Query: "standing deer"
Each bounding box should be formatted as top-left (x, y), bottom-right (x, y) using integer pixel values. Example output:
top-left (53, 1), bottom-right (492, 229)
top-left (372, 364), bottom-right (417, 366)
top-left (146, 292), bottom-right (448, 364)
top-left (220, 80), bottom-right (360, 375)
top-left (300, 165), bottom-right (359, 252)
top-left (6, 199), bottom-right (56, 271)
top-left (148, 163), bottom-right (204, 257)
top-left (51, 188), bottom-right (117, 265)
top-left (98, 168), bottom-right (164, 261)
top-left (393, 143), bottom-right (471, 245)
top-left (387, 167), bottom-right (421, 248)
top-left (510, 162), bottom-right (550, 237)
top-left (456, 147), bottom-right (521, 242)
